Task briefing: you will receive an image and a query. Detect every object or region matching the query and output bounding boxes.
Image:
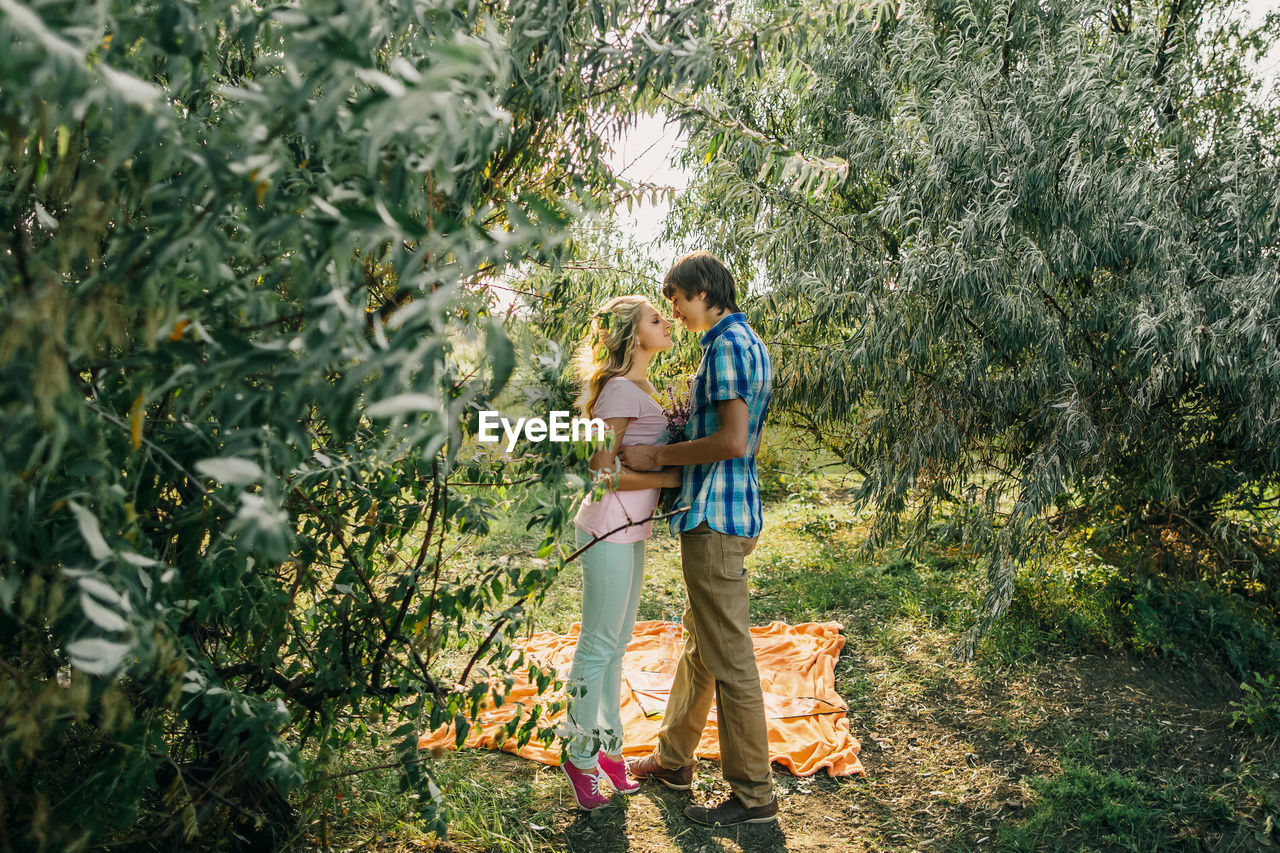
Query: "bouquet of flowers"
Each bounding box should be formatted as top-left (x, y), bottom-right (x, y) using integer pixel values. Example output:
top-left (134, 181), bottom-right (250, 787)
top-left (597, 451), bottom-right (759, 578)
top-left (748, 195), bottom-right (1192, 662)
top-left (654, 383), bottom-right (692, 514)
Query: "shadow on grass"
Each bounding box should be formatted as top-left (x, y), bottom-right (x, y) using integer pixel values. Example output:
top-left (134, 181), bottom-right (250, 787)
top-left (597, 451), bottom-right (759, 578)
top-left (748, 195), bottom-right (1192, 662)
top-left (648, 787), bottom-right (792, 853)
top-left (562, 795), bottom-right (633, 853)
top-left (898, 650), bottom-right (1260, 851)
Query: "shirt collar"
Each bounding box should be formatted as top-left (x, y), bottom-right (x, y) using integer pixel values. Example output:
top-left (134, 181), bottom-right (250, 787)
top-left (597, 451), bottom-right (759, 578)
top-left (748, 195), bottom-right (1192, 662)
top-left (699, 312), bottom-right (746, 348)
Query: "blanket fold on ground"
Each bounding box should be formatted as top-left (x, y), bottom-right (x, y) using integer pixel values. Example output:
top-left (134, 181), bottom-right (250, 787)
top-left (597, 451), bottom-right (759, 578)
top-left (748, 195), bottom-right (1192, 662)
top-left (419, 620), bottom-right (864, 777)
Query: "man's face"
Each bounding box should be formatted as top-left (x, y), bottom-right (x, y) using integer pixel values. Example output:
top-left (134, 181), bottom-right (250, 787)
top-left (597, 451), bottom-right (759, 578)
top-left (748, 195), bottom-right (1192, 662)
top-left (668, 288), bottom-right (709, 332)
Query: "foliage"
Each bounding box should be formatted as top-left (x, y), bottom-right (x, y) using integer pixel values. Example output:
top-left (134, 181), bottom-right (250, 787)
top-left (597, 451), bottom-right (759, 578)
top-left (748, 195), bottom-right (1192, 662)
top-left (0, 0), bottom-right (741, 847)
top-left (665, 0), bottom-right (1280, 649)
top-left (1229, 672), bottom-right (1280, 742)
top-left (999, 762), bottom-right (1234, 850)
top-left (1126, 578), bottom-right (1280, 676)
top-left (981, 550), bottom-right (1280, 676)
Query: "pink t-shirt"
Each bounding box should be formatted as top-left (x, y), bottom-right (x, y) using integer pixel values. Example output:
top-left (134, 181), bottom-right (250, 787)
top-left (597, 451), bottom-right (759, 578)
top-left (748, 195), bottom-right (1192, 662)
top-left (574, 377), bottom-right (667, 543)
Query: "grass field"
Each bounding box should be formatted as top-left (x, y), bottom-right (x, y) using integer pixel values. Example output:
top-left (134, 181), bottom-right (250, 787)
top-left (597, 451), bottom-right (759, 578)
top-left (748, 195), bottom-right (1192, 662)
top-left (315, 440), bottom-right (1280, 852)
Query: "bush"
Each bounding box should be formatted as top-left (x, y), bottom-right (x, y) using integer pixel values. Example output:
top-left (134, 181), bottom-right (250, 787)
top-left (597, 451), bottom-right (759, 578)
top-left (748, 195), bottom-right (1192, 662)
top-left (0, 0), bottom-right (735, 847)
top-left (980, 536), bottom-right (1280, 676)
top-left (1229, 673), bottom-right (1280, 742)
top-left (1001, 763), bottom-right (1233, 850)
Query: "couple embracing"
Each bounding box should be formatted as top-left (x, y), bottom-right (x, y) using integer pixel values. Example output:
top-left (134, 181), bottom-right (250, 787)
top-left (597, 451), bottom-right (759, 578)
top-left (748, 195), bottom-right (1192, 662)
top-left (562, 251), bottom-right (777, 826)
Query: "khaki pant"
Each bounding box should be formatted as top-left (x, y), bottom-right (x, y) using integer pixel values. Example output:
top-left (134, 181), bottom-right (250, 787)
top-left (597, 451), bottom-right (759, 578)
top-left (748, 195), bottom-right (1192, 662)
top-left (654, 522), bottom-right (773, 807)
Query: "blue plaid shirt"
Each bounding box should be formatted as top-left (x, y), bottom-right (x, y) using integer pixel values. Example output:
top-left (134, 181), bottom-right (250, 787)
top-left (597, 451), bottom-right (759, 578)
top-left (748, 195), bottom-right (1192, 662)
top-left (670, 313), bottom-right (773, 538)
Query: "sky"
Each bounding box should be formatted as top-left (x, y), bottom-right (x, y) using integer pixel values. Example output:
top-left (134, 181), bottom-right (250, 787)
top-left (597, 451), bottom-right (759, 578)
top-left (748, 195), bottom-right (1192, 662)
top-left (605, 0), bottom-right (1279, 263)
top-left (1246, 0), bottom-right (1280, 79)
top-left (602, 111), bottom-right (692, 262)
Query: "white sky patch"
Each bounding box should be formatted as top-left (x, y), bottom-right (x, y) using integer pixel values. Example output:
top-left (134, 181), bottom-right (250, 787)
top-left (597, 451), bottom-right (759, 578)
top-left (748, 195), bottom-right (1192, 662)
top-left (604, 110), bottom-right (691, 264)
top-left (1244, 0), bottom-right (1279, 94)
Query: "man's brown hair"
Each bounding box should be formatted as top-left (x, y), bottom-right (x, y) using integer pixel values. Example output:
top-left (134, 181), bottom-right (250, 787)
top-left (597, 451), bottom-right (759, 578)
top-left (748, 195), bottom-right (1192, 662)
top-left (662, 251), bottom-right (741, 314)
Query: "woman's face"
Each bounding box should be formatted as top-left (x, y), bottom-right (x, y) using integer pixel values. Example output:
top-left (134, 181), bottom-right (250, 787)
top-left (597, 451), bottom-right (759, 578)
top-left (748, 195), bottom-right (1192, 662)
top-left (634, 302), bottom-right (674, 354)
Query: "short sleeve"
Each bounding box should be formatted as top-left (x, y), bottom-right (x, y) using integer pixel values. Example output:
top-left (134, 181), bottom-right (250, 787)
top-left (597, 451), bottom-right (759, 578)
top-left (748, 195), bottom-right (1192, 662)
top-left (705, 336), bottom-right (751, 403)
top-left (592, 379), bottom-right (642, 420)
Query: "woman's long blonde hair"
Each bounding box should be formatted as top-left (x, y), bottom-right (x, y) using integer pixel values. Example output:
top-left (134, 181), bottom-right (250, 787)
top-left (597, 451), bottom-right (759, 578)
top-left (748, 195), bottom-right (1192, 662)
top-left (574, 295), bottom-right (651, 418)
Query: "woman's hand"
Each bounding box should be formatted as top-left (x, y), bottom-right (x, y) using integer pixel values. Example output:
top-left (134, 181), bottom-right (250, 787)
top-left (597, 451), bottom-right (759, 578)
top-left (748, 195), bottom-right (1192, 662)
top-left (659, 468), bottom-right (682, 488)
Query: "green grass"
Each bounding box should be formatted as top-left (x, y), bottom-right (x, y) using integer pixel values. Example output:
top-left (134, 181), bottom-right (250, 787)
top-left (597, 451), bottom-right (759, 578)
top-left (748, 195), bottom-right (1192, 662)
top-left (299, 745), bottom-right (563, 852)
top-left (998, 763), bottom-right (1235, 851)
top-left (434, 752), bottom-right (560, 852)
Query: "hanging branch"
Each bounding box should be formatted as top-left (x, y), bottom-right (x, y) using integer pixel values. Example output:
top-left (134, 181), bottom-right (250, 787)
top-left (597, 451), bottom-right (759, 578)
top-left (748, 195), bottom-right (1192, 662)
top-left (455, 508), bottom-right (688, 685)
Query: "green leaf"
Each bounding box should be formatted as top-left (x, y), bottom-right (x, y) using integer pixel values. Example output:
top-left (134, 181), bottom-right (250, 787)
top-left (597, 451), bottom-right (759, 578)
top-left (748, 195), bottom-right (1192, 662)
top-left (195, 457), bottom-right (265, 486)
top-left (68, 502), bottom-right (112, 561)
top-left (66, 638), bottom-right (132, 675)
top-left (80, 591), bottom-right (127, 632)
top-left (485, 323), bottom-right (516, 398)
top-left (366, 393), bottom-right (439, 418)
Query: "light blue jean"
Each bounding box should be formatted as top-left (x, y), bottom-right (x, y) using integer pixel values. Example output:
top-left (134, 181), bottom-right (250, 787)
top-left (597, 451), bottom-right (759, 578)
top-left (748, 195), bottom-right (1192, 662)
top-left (565, 527), bottom-right (646, 769)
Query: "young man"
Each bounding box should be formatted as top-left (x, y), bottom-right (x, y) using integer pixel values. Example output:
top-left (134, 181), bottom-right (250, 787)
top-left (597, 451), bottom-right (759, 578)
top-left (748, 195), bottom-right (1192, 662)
top-left (619, 251), bottom-right (776, 826)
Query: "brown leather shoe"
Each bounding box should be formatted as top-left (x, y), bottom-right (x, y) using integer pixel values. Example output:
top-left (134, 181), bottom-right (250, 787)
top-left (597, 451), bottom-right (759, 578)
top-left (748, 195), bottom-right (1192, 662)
top-left (684, 794), bottom-right (779, 825)
top-left (626, 752), bottom-right (694, 790)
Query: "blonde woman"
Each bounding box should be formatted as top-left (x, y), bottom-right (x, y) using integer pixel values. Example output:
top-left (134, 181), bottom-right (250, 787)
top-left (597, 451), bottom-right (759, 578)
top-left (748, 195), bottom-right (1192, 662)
top-left (561, 295), bottom-right (681, 811)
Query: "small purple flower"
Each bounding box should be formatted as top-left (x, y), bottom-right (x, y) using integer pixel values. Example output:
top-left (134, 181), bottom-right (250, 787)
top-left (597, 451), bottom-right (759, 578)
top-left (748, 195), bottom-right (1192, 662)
top-left (654, 381), bottom-right (692, 514)
top-left (657, 382), bottom-right (692, 445)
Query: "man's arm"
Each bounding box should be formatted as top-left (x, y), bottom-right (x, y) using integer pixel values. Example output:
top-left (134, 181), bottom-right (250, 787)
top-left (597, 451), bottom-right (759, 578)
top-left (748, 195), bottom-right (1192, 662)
top-left (620, 398), bottom-right (748, 470)
top-left (591, 417), bottom-right (681, 489)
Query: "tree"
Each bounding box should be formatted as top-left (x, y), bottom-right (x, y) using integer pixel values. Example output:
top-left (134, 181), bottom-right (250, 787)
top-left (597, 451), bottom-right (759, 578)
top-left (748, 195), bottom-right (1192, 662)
top-left (665, 0), bottom-right (1280, 650)
top-left (0, 0), bottom-right (743, 847)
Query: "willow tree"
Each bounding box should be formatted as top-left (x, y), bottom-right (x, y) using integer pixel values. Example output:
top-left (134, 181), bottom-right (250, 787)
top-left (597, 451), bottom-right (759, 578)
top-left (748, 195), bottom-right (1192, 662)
top-left (667, 0), bottom-right (1280, 648)
top-left (0, 0), bottom-right (762, 847)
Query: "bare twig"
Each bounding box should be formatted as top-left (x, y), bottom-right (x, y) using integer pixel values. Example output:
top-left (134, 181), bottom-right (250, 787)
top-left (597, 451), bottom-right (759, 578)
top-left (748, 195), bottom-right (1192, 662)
top-left (456, 508), bottom-right (687, 685)
top-left (373, 460), bottom-right (442, 683)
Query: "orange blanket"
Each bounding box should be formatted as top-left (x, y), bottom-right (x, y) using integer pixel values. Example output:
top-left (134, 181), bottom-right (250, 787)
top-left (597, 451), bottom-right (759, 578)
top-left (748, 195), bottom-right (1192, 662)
top-left (419, 620), bottom-right (864, 777)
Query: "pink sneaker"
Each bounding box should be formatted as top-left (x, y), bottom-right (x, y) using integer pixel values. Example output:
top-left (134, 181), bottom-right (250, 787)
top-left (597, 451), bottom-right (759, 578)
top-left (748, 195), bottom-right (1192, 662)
top-left (598, 752), bottom-right (641, 794)
top-left (561, 761), bottom-right (611, 811)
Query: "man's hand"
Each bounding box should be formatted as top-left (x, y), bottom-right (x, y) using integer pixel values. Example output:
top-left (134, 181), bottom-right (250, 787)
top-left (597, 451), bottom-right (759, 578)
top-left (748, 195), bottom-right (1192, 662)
top-left (620, 444), bottom-right (661, 471)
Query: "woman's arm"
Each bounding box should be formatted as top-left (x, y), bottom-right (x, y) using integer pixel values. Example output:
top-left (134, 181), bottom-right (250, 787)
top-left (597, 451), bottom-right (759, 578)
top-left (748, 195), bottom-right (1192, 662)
top-left (590, 417), bottom-right (681, 491)
top-left (613, 467), bottom-right (682, 490)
